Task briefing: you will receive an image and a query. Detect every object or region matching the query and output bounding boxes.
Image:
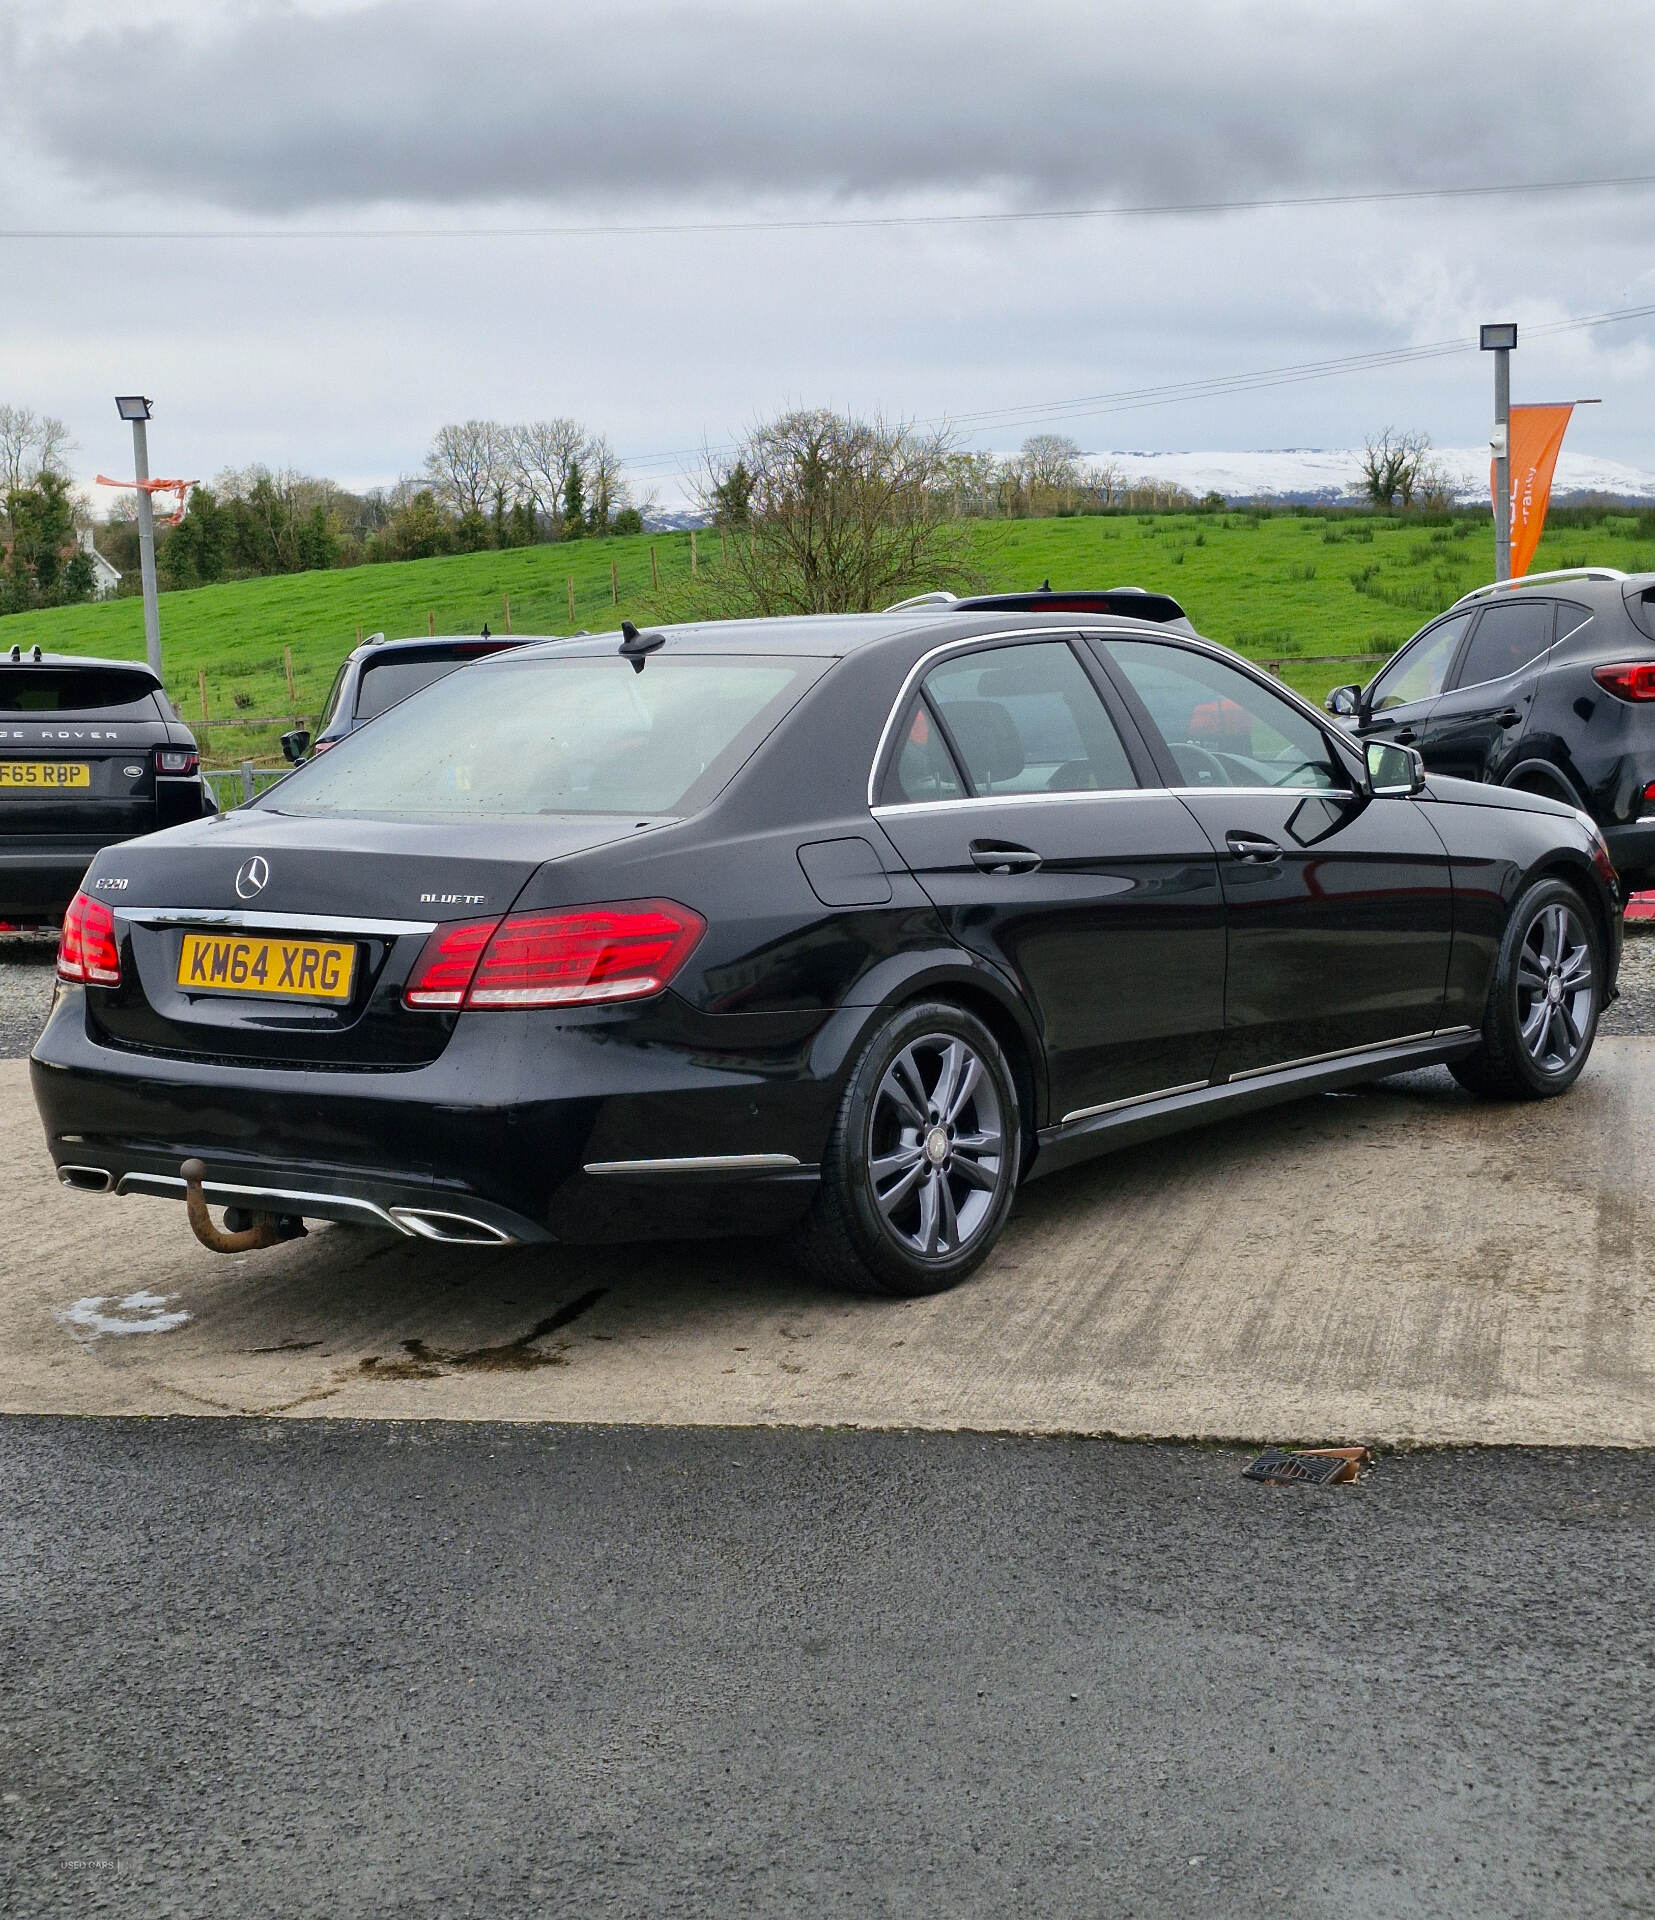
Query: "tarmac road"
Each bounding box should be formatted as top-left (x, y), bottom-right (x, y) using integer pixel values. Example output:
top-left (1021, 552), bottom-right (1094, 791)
top-left (1, 1419), bottom-right (1650, 1920)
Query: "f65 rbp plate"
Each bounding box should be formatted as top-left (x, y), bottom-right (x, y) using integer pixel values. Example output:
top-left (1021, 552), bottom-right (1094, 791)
top-left (0, 761), bottom-right (91, 789)
top-left (176, 932), bottom-right (356, 1002)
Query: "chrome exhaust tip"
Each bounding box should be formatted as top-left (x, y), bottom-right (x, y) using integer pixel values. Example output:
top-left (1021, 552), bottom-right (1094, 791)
top-left (58, 1165), bottom-right (113, 1194)
top-left (387, 1207), bottom-right (515, 1246)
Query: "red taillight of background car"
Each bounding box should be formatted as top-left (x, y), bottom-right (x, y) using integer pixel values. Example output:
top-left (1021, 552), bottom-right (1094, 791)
top-left (57, 891), bottom-right (121, 987)
top-left (155, 748), bottom-right (199, 775)
top-left (402, 901), bottom-right (705, 1011)
top-left (1592, 662), bottom-right (1655, 702)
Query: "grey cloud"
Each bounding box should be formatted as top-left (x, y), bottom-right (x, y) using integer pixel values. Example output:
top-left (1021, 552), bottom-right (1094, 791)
top-left (14, 0), bottom-right (1653, 216)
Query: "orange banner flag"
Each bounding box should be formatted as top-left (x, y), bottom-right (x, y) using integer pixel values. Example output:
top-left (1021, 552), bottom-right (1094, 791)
top-left (1491, 404), bottom-right (1573, 578)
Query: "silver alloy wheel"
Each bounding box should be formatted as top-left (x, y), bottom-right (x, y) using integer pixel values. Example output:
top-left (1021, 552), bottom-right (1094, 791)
top-left (866, 1034), bottom-right (1006, 1260)
top-left (1515, 900), bottom-right (1595, 1074)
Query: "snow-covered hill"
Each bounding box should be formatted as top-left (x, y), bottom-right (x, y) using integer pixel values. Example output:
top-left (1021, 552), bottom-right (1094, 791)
top-left (1075, 447), bottom-right (1655, 506)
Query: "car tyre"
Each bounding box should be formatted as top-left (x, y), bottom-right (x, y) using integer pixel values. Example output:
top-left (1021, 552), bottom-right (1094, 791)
top-left (794, 1000), bottom-right (1021, 1296)
top-left (1450, 876), bottom-right (1603, 1100)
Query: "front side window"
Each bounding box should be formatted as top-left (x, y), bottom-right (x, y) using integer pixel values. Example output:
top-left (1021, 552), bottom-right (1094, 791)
top-left (1451, 600), bottom-right (1554, 689)
top-left (922, 640), bottom-right (1138, 796)
top-left (270, 652), bottom-right (826, 819)
top-left (1106, 640), bottom-right (1347, 791)
top-left (1369, 615), bottom-right (1468, 713)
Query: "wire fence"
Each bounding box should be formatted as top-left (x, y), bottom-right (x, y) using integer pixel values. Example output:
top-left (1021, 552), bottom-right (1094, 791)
top-left (203, 762), bottom-right (290, 810)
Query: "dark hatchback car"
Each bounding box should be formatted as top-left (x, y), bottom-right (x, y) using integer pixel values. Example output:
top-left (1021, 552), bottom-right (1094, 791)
top-left (1, 647), bottom-right (208, 923)
top-left (34, 611), bottom-right (1618, 1295)
top-left (287, 630), bottom-right (532, 762)
top-left (1327, 567), bottom-right (1655, 891)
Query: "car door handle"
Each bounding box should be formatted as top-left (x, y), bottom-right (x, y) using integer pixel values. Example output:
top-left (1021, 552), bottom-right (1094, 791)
top-left (1496, 707), bottom-right (1523, 728)
top-left (969, 839), bottom-right (1043, 874)
top-left (1225, 831), bottom-right (1283, 863)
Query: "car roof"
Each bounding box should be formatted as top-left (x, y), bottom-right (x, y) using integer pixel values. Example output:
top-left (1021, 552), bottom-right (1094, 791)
top-left (344, 633), bottom-right (541, 663)
top-left (0, 647), bottom-right (162, 685)
top-left (504, 609), bottom-right (1203, 665)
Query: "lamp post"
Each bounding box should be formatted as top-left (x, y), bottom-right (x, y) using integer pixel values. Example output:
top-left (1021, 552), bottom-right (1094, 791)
top-left (115, 395), bottom-right (162, 678)
top-left (1480, 324), bottom-right (1517, 582)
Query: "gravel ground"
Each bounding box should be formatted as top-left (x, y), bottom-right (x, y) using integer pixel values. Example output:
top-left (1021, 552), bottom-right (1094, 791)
top-left (4, 929), bottom-right (1653, 1062)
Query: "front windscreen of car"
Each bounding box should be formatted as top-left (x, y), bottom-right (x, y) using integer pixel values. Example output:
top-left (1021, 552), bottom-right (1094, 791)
top-left (271, 652), bottom-right (828, 819)
top-left (0, 667), bottom-right (161, 715)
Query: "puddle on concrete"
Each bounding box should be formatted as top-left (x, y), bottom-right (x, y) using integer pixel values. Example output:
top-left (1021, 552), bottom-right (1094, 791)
top-left (358, 1288), bottom-right (607, 1381)
top-left (55, 1290), bottom-right (191, 1339)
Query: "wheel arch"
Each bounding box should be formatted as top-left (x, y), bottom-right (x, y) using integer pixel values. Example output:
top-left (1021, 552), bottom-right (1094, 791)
top-left (1503, 757), bottom-right (1586, 809)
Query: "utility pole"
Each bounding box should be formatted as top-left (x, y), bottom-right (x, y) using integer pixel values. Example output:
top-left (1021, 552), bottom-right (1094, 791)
top-left (115, 396), bottom-right (162, 678)
top-left (1480, 324), bottom-right (1517, 582)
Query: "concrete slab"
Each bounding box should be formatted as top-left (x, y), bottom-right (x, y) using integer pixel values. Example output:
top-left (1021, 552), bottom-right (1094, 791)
top-left (1, 1044), bottom-right (1651, 1444)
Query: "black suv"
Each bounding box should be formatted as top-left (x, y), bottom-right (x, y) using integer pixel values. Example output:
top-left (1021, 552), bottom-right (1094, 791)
top-left (285, 631), bottom-right (531, 761)
top-left (1328, 568), bottom-right (1655, 891)
top-left (0, 646), bottom-right (208, 921)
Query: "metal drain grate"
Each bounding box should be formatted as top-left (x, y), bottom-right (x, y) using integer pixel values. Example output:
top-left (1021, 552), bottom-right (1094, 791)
top-left (1242, 1446), bottom-right (1368, 1486)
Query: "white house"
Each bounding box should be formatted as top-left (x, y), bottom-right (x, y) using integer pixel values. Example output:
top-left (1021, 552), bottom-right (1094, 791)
top-left (79, 527), bottom-right (121, 600)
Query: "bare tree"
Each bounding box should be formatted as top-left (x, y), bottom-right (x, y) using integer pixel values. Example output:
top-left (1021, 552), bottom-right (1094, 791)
top-left (583, 433), bottom-right (632, 532)
top-left (424, 420), bottom-right (506, 521)
top-left (0, 403), bottom-right (77, 498)
top-left (1360, 428), bottom-right (1434, 509)
top-left (509, 418), bottom-right (587, 530)
top-left (1081, 459), bottom-right (1123, 509)
top-left (1019, 433), bottom-right (1085, 498)
top-left (694, 409), bottom-right (965, 615)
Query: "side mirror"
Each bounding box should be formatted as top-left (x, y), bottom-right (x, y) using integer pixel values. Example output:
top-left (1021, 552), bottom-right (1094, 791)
top-left (1325, 683), bottom-right (1361, 718)
top-left (1365, 738), bottom-right (1425, 797)
top-left (280, 729), bottom-right (311, 764)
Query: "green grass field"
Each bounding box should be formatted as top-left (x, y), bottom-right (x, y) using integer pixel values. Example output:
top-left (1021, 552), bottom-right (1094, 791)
top-left (7, 510), bottom-right (1654, 764)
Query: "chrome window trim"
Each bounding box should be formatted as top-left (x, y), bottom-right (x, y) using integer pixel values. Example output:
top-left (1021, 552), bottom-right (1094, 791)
top-left (865, 624), bottom-right (1150, 810)
top-left (583, 1153), bottom-right (803, 1176)
top-left (1059, 1079), bottom-right (1209, 1127)
top-left (872, 788), bottom-right (1164, 820)
top-left (112, 906), bottom-right (437, 937)
top-left (1164, 784), bottom-right (1354, 799)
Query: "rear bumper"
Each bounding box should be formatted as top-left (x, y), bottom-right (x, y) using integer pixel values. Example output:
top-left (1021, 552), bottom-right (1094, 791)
top-left (1602, 817), bottom-right (1655, 884)
top-left (0, 836), bottom-right (124, 914)
top-left (29, 987), bottom-right (835, 1245)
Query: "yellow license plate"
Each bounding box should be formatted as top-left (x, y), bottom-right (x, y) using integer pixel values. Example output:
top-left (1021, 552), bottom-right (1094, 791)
top-left (176, 932), bottom-right (357, 1002)
top-left (0, 761), bottom-right (90, 789)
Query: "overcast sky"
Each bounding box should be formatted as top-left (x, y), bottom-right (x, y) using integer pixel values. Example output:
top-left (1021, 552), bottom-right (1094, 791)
top-left (3, 0), bottom-right (1654, 507)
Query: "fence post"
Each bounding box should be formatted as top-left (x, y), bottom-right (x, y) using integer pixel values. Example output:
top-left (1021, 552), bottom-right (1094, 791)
top-left (427, 610), bottom-right (435, 636)
top-left (720, 526), bottom-right (728, 566)
top-left (283, 645), bottom-right (295, 707)
top-left (567, 576), bottom-right (575, 624)
top-left (241, 760), bottom-right (256, 804)
top-left (650, 545), bottom-right (659, 592)
top-left (197, 669), bottom-right (211, 752)
top-left (356, 625), bottom-right (363, 644)
top-left (690, 529), bottom-right (698, 576)
top-left (502, 592), bottom-right (512, 633)
top-left (610, 562), bottom-right (618, 606)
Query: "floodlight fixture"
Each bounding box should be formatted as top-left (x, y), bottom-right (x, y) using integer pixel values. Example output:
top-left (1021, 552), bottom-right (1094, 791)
top-left (114, 395), bottom-right (153, 421)
top-left (1479, 323), bottom-right (1518, 352)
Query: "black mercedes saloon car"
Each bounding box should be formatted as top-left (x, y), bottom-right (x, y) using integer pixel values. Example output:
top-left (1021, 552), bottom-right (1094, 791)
top-left (1327, 567), bottom-right (1655, 891)
top-left (32, 609), bottom-right (1619, 1295)
top-left (1, 646), bottom-right (208, 924)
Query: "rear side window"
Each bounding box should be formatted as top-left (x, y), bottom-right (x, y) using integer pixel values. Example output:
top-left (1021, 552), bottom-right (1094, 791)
top-left (1452, 600), bottom-right (1554, 689)
top-left (1368, 614), bottom-right (1468, 713)
top-left (0, 667), bottom-right (161, 715)
top-left (923, 640), bottom-right (1138, 795)
top-left (272, 652), bottom-right (827, 819)
top-left (882, 696), bottom-right (966, 804)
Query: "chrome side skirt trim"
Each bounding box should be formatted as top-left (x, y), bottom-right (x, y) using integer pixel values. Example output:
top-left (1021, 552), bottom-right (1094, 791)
top-left (583, 1153), bottom-right (803, 1177)
top-left (112, 906), bottom-right (436, 937)
top-left (1225, 1031), bottom-right (1437, 1082)
top-left (1060, 1080), bottom-right (1209, 1127)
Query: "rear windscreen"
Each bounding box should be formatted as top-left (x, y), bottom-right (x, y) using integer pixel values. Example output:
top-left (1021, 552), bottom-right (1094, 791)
top-left (273, 652), bottom-right (828, 819)
top-left (353, 648), bottom-right (510, 723)
top-left (0, 667), bottom-right (161, 715)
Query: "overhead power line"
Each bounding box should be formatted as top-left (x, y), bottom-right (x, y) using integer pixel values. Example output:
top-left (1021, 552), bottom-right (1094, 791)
top-left (4, 171), bottom-right (1655, 243)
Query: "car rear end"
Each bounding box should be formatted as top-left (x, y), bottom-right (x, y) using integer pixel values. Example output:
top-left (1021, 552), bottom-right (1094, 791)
top-left (0, 653), bottom-right (204, 925)
top-left (31, 638), bottom-right (841, 1245)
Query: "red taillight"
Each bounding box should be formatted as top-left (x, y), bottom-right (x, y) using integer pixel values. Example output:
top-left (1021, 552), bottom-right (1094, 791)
top-left (402, 917), bottom-right (499, 1007)
top-left (1592, 662), bottom-right (1655, 702)
top-left (312, 738), bottom-right (335, 754)
top-left (156, 748), bottom-right (199, 775)
top-left (57, 891), bottom-right (121, 987)
top-left (402, 900), bottom-right (705, 1012)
